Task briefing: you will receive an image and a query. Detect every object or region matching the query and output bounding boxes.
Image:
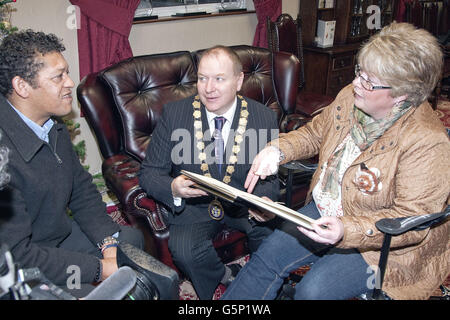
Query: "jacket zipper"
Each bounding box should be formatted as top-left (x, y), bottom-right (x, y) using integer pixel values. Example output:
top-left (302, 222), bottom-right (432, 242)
top-left (48, 131), bottom-right (62, 164)
top-left (53, 151), bottom-right (62, 164)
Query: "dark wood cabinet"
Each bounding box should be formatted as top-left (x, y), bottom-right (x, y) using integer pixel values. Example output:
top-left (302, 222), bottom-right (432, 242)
top-left (303, 43), bottom-right (360, 97)
top-left (299, 0), bottom-right (395, 97)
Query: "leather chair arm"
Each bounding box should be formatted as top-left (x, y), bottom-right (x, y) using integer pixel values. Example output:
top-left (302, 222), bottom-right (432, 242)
top-left (272, 51), bottom-right (300, 115)
top-left (102, 154), bottom-right (168, 237)
top-left (295, 91), bottom-right (334, 118)
top-left (280, 113), bottom-right (310, 133)
top-left (133, 193), bottom-right (169, 239)
top-left (77, 73), bottom-right (123, 159)
top-left (370, 205), bottom-right (450, 300)
top-left (376, 206), bottom-right (450, 236)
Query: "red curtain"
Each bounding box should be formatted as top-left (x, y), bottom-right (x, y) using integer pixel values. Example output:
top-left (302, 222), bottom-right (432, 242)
top-left (395, 0), bottom-right (414, 22)
top-left (252, 0), bottom-right (281, 48)
top-left (69, 0), bottom-right (140, 81)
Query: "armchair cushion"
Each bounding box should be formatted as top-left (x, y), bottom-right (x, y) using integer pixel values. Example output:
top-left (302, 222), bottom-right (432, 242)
top-left (99, 52), bottom-right (198, 161)
top-left (296, 91), bottom-right (334, 118)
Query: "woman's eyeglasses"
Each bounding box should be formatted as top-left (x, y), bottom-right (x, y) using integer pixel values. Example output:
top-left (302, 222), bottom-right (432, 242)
top-left (354, 64), bottom-right (392, 91)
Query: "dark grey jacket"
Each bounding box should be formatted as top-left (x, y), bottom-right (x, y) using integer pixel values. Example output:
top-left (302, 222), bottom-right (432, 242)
top-left (0, 94), bottom-right (120, 285)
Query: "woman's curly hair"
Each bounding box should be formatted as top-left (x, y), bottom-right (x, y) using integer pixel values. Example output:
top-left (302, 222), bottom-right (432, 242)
top-left (0, 29), bottom-right (65, 96)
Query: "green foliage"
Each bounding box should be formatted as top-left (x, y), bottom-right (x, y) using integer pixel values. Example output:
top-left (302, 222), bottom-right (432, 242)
top-left (63, 117), bottom-right (105, 189)
top-left (0, 1), bottom-right (16, 41)
top-left (0, 21), bottom-right (16, 35)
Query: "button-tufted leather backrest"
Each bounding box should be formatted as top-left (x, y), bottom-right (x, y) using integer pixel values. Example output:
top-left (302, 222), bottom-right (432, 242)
top-left (232, 45), bottom-right (282, 119)
top-left (78, 45), bottom-right (299, 163)
top-left (267, 14), bottom-right (305, 88)
top-left (99, 51), bottom-right (198, 161)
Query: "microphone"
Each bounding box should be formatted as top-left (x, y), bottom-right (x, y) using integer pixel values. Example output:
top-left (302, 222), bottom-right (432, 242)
top-left (83, 266), bottom-right (137, 300)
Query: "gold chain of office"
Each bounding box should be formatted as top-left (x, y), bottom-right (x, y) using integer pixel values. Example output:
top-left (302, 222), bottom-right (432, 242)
top-left (192, 94), bottom-right (249, 219)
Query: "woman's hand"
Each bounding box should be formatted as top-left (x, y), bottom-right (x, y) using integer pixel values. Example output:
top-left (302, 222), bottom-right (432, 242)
top-left (297, 216), bottom-right (344, 245)
top-left (171, 175), bottom-right (208, 198)
top-left (248, 196), bottom-right (276, 222)
top-left (245, 146), bottom-right (281, 193)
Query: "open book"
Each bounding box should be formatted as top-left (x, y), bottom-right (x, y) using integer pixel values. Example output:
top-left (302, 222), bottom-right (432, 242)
top-left (181, 170), bottom-right (316, 230)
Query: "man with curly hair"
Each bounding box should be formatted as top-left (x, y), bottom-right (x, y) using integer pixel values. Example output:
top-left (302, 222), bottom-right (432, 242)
top-left (0, 30), bottom-right (144, 297)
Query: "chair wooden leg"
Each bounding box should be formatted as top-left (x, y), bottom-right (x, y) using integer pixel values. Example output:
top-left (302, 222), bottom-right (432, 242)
top-left (286, 169), bottom-right (293, 208)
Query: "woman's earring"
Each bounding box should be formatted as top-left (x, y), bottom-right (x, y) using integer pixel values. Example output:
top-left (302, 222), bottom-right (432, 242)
top-left (392, 100), bottom-right (403, 112)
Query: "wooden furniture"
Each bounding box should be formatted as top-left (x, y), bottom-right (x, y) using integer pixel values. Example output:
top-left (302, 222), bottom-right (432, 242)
top-left (300, 0), bottom-right (396, 46)
top-left (336, 0), bottom-right (395, 44)
top-left (266, 13), bottom-right (335, 117)
top-left (403, 0), bottom-right (449, 37)
top-left (299, 0), bottom-right (395, 97)
top-left (433, 46), bottom-right (450, 107)
top-left (303, 42), bottom-right (360, 97)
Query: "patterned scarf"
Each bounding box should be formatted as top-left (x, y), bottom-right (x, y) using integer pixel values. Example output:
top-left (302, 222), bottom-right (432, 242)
top-left (321, 101), bottom-right (412, 199)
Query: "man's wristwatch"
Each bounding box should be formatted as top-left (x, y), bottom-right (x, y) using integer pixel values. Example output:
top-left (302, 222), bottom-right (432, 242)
top-left (97, 236), bottom-right (119, 252)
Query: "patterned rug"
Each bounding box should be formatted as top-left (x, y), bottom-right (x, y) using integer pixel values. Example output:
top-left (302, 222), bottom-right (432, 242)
top-left (104, 97), bottom-right (450, 300)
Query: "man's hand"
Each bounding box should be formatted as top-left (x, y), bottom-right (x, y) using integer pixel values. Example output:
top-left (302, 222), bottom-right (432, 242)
top-left (297, 216), bottom-right (344, 245)
top-left (245, 146), bottom-right (281, 193)
top-left (248, 196), bottom-right (276, 222)
top-left (171, 174), bottom-right (208, 198)
top-left (100, 246), bottom-right (118, 281)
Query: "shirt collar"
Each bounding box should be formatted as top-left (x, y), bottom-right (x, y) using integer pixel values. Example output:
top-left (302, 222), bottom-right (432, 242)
top-left (205, 97), bottom-right (237, 128)
top-left (7, 100), bottom-right (54, 143)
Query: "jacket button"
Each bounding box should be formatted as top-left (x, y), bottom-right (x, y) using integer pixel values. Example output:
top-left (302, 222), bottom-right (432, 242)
top-left (337, 106), bottom-right (341, 111)
top-left (366, 229), bottom-right (374, 236)
top-left (336, 115), bottom-right (341, 120)
top-left (336, 125), bottom-right (340, 130)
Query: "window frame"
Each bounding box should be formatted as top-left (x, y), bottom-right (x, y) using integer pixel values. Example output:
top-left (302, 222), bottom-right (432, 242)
top-left (150, 0), bottom-right (249, 18)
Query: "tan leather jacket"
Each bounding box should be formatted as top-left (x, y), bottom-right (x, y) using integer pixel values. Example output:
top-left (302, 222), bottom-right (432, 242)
top-left (275, 84), bottom-right (450, 299)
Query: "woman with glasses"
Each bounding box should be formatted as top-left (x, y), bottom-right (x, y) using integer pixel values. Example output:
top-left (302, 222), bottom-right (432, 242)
top-left (221, 22), bottom-right (450, 300)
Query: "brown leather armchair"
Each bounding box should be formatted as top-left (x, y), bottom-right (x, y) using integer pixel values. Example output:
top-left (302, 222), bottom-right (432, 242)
top-left (267, 13), bottom-right (334, 119)
top-left (77, 45), bottom-right (303, 273)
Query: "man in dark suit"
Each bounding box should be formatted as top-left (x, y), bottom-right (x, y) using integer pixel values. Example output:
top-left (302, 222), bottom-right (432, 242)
top-left (138, 45), bottom-right (280, 299)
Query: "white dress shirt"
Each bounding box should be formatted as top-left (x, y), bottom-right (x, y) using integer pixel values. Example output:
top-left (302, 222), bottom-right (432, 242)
top-left (173, 97), bottom-right (237, 206)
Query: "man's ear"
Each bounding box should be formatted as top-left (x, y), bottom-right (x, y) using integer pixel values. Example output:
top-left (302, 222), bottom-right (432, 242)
top-left (11, 76), bottom-right (31, 99)
top-left (236, 71), bottom-right (244, 92)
